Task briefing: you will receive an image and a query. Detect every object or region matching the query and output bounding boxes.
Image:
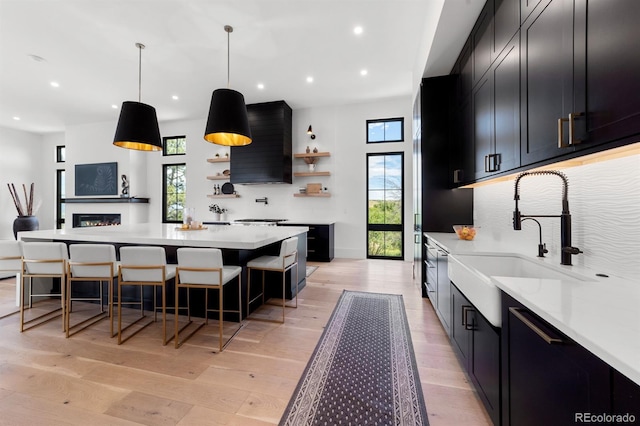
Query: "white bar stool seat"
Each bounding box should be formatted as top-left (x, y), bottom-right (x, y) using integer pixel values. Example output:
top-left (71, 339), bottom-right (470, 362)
top-left (174, 248), bottom-right (243, 352)
top-left (117, 246), bottom-right (176, 345)
top-left (246, 237), bottom-right (298, 323)
top-left (20, 242), bottom-right (68, 332)
top-left (66, 244), bottom-right (118, 338)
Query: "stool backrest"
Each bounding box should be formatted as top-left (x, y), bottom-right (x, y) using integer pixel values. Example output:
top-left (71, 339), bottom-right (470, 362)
top-left (0, 240), bottom-right (23, 272)
top-left (69, 244), bottom-right (117, 278)
top-left (119, 246), bottom-right (168, 282)
top-left (279, 237), bottom-right (298, 268)
top-left (177, 248), bottom-right (224, 285)
top-left (22, 242), bottom-right (68, 275)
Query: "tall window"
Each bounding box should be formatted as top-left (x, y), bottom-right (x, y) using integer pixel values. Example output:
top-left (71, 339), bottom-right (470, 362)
top-left (163, 136), bottom-right (186, 156)
top-left (366, 118), bottom-right (404, 143)
top-left (367, 153), bottom-right (404, 259)
top-left (56, 169), bottom-right (65, 229)
top-left (163, 163), bottom-right (186, 223)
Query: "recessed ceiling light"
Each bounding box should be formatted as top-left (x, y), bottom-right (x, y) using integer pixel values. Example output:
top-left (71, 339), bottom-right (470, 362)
top-left (172, 95), bottom-right (179, 100)
top-left (111, 104), bottom-right (118, 109)
top-left (354, 26), bottom-right (364, 35)
top-left (50, 81), bottom-right (60, 88)
top-left (13, 116), bottom-right (21, 121)
top-left (360, 69), bottom-right (368, 76)
top-left (306, 76), bottom-right (314, 83)
top-left (257, 83), bottom-right (265, 90)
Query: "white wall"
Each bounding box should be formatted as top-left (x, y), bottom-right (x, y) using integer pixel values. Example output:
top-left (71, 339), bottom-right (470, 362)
top-left (0, 126), bottom-right (52, 239)
top-left (473, 153), bottom-right (640, 281)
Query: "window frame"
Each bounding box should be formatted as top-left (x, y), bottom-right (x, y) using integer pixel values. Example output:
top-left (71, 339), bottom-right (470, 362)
top-left (162, 163), bottom-right (187, 223)
top-left (56, 145), bottom-right (65, 163)
top-left (365, 152), bottom-right (405, 260)
top-left (162, 135), bottom-right (187, 156)
top-left (366, 118), bottom-right (405, 144)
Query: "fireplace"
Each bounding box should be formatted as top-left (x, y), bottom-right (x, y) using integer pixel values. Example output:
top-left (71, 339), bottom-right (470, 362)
top-left (72, 213), bottom-right (121, 228)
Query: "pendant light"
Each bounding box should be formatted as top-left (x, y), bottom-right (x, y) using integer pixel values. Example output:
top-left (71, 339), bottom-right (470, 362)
top-left (204, 25), bottom-right (252, 146)
top-left (113, 43), bottom-right (162, 151)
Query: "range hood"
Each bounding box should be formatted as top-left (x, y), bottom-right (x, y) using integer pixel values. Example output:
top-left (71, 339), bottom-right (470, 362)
top-left (230, 100), bottom-right (292, 184)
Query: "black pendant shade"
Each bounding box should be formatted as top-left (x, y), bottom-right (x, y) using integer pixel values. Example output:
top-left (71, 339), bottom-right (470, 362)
top-left (204, 88), bottom-right (252, 146)
top-left (113, 101), bottom-right (162, 151)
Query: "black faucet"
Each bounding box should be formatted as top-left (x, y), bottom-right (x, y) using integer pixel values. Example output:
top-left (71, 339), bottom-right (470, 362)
top-left (521, 218), bottom-right (548, 258)
top-left (513, 170), bottom-right (582, 265)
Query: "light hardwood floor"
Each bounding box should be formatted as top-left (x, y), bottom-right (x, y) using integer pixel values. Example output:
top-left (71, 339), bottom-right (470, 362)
top-left (0, 259), bottom-right (491, 425)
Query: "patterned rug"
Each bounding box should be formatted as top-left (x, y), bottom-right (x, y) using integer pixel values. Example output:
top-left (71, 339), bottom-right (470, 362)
top-left (280, 290), bottom-right (429, 425)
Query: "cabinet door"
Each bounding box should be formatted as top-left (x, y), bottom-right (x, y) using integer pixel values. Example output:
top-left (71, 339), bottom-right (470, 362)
top-left (612, 369), bottom-right (640, 419)
top-left (494, 0), bottom-right (520, 57)
top-left (473, 76), bottom-right (493, 180)
top-left (492, 34), bottom-right (520, 174)
top-left (583, 0), bottom-right (640, 147)
top-left (473, 2), bottom-right (493, 86)
top-left (435, 250), bottom-right (450, 334)
top-left (506, 305), bottom-right (610, 426)
top-left (521, 0), bottom-right (545, 23)
top-left (471, 310), bottom-right (501, 426)
top-left (520, 0), bottom-right (585, 165)
top-left (451, 284), bottom-right (472, 366)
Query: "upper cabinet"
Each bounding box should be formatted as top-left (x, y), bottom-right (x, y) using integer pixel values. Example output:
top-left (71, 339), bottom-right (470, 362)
top-left (452, 0), bottom-right (640, 185)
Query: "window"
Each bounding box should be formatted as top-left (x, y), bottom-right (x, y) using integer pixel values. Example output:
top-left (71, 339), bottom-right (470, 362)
top-left (366, 118), bottom-right (404, 143)
top-left (56, 146), bottom-right (65, 162)
top-left (366, 153), bottom-right (404, 259)
top-left (162, 163), bottom-right (186, 223)
top-left (163, 135), bottom-right (186, 156)
top-left (56, 169), bottom-right (65, 229)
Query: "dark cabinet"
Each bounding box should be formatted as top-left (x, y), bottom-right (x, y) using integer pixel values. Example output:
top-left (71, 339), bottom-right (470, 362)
top-left (584, 0), bottom-right (640, 148)
top-left (501, 292), bottom-right (611, 426)
top-left (520, 0), bottom-right (584, 165)
top-left (472, 2), bottom-right (493, 86)
top-left (279, 223), bottom-right (334, 262)
top-left (425, 237), bottom-right (450, 335)
top-left (612, 369), bottom-right (640, 419)
top-left (451, 283), bottom-right (501, 425)
top-left (494, 0), bottom-right (520, 57)
top-left (473, 34), bottom-right (520, 181)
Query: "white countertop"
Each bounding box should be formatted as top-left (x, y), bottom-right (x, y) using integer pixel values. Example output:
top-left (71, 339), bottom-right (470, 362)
top-left (19, 223), bottom-right (309, 250)
top-left (425, 232), bottom-right (640, 386)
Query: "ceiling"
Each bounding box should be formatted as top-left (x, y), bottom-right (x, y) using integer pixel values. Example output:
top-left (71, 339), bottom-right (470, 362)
top-left (0, 0), bottom-right (483, 135)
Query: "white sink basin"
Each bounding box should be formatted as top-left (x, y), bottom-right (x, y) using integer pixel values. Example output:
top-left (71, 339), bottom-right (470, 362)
top-left (448, 253), bottom-right (593, 328)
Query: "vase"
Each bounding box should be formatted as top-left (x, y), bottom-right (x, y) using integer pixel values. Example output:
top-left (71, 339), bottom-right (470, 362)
top-left (214, 213), bottom-right (221, 222)
top-left (220, 213), bottom-right (227, 222)
top-left (308, 163), bottom-right (316, 172)
top-left (13, 215), bottom-right (39, 239)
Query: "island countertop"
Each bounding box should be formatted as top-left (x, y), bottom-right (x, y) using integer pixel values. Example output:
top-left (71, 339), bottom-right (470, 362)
top-left (18, 223), bottom-right (309, 250)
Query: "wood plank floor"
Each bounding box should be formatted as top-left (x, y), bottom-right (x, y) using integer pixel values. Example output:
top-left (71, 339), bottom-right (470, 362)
top-left (0, 259), bottom-right (492, 425)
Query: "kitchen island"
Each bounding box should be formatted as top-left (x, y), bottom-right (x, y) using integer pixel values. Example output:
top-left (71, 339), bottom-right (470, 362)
top-left (19, 223), bottom-right (308, 319)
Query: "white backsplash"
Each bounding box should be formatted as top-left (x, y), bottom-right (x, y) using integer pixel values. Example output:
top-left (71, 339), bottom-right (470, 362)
top-left (474, 154), bottom-right (640, 280)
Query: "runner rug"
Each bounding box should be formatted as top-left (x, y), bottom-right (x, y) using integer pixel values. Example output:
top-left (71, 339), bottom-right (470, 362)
top-left (280, 290), bottom-right (429, 425)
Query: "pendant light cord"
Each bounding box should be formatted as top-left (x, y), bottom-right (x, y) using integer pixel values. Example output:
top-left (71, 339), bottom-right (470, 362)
top-left (224, 25), bottom-right (233, 89)
top-left (135, 42), bottom-right (145, 102)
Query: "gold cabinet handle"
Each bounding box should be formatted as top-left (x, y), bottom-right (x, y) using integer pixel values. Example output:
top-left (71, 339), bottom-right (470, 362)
top-left (484, 155), bottom-right (490, 172)
top-left (509, 307), bottom-right (563, 345)
top-left (558, 117), bottom-right (570, 148)
top-left (568, 112), bottom-right (583, 146)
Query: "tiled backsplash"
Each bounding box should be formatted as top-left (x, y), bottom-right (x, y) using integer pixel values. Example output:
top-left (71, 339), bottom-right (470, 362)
top-left (474, 154), bottom-right (640, 280)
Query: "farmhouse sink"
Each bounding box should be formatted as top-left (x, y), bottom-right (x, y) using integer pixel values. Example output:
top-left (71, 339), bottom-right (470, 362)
top-left (448, 253), bottom-right (594, 328)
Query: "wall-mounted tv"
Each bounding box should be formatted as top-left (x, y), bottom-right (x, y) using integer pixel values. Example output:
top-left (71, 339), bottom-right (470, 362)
top-left (75, 162), bottom-right (118, 196)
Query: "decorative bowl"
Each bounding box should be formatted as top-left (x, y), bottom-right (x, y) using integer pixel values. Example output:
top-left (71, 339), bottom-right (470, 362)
top-left (453, 225), bottom-right (477, 241)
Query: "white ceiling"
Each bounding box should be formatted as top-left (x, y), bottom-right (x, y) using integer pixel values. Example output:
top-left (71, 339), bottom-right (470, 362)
top-left (0, 0), bottom-right (483, 135)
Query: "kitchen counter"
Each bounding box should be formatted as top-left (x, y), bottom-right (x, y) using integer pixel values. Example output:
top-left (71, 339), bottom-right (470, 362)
top-left (425, 231), bottom-right (640, 386)
top-left (19, 223), bottom-right (309, 250)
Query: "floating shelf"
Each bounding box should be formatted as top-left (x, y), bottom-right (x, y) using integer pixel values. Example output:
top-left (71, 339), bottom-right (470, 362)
top-left (293, 171), bottom-right (331, 177)
top-left (207, 194), bottom-right (239, 198)
top-left (294, 152), bottom-right (331, 158)
top-left (206, 175), bottom-right (230, 180)
top-left (62, 197), bottom-right (149, 204)
top-left (207, 158), bottom-right (230, 163)
top-left (294, 193), bottom-right (331, 197)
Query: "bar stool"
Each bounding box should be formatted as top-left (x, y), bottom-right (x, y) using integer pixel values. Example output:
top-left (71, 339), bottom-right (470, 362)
top-left (174, 247), bottom-right (243, 352)
top-left (20, 242), bottom-right (68, 332)
top-left (246, 237), bottom-right (298, 323)
top-left (0, 240), bottom-right (23, 319)
top-left (66, 244), bottom-right (118, 338)
top-left (117, 246), bottom-right (176, 345)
